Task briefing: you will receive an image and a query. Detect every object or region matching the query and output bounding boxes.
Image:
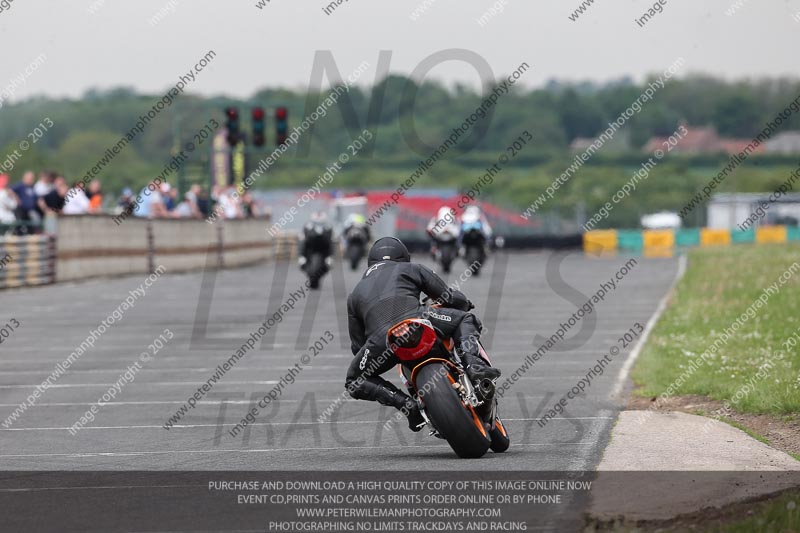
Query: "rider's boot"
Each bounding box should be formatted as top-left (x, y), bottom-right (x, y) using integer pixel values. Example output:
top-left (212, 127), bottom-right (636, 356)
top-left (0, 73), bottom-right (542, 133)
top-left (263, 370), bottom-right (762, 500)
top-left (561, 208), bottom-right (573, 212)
top-left (373, 382), bottom-right (426, 432)
top-left (459, 341), bottom-right (501, 382)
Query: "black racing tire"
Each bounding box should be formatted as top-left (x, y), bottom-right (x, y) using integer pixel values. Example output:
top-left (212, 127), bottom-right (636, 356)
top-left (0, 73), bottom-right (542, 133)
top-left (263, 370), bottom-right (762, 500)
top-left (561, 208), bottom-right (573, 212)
top-left (347, 244), bottom-right (363, 271)
top-left (307, 254), bottom-right (324, 289)
top-left (489, 418), bottom-right (510, 453)
top-left (465, 247), bottom-right (483, 276)
top-left (440, 246), bottom-right (455, 274)
top-left (415, 364), bottom-right (491, 459)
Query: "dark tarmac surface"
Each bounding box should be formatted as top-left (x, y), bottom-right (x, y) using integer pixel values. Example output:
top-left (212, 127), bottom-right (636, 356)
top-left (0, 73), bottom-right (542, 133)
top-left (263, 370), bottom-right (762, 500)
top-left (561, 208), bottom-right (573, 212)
top-left (0, 250), bottom-right (679, 474)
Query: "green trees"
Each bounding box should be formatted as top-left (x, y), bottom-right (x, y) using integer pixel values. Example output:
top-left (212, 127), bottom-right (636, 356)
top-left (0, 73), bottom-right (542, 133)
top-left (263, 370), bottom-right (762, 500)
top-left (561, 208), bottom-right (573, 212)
top-left (0, 73), bottom-right (798, 227)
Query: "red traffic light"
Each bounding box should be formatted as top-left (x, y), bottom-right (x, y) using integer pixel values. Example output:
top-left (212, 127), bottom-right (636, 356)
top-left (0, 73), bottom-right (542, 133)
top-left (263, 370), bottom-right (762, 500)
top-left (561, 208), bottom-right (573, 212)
top-left (275, 107), bottom-right (288, 120)
top-left (226, 107), bottom-right (239, 119)
top-left (252, 107), bottom-right (265, 120)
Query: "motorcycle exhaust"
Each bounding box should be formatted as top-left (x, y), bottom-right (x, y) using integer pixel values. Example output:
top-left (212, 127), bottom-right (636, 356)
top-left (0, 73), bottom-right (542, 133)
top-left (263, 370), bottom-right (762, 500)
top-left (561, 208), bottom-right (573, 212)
top-left (477, 378), bottom-right (495, 400)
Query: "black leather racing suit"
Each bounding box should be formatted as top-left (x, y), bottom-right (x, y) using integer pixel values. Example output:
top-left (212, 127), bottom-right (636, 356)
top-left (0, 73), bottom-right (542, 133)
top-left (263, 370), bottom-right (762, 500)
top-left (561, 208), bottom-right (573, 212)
top-left (345, 261), bottom-right (488, 413)
top-left (299, 222), bottom-right (333, 262)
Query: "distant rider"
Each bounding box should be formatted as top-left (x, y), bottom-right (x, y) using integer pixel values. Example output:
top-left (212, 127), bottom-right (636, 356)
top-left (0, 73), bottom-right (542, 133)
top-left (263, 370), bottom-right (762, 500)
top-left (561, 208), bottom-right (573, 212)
top-left (460, 205), bottom-right (493, 243)
top-left (342, 213), bottom-right (371, 246)
top-left (299, 211), bottom-right (334, 280)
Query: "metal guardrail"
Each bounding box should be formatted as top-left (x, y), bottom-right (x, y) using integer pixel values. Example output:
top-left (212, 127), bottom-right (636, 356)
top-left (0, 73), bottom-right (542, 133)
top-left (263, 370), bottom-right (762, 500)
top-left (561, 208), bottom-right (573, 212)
top-left (0, 234), bottom-right (56, 289)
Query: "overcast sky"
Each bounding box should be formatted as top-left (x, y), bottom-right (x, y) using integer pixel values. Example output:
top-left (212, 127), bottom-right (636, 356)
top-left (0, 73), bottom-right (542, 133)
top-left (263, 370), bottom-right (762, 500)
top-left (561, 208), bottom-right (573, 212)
top-left (1, 0), bottom-right (798, 102)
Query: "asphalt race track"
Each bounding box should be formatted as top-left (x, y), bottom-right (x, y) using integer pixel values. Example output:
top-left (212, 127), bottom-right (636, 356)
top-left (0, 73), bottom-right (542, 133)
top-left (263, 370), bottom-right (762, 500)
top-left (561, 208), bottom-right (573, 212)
top-left (0, 250), bottom-right (679, 474)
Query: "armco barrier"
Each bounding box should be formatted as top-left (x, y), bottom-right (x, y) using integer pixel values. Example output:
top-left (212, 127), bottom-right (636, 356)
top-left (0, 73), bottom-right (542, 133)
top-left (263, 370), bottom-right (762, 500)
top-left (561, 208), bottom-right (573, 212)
top-left (0, 234), bottom-right (57, 289)
top-left (54, 215), bottom-right (278, 282)
top-left (584, 225), bottom-right (797, 255)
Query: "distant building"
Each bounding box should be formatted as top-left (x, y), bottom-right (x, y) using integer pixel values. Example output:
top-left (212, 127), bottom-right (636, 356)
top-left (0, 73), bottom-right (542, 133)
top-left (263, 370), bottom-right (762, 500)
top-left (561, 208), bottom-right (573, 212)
top-left (707, 192), bottom-right (800, 230)
top-left (763, 131), bottom-right (800, 154)
top-left (569, 137), bottom-right (595, 152)
top-left (643, 124), bottom-right (766, 156)
top-left (570, 129), bottom-right (629, 153)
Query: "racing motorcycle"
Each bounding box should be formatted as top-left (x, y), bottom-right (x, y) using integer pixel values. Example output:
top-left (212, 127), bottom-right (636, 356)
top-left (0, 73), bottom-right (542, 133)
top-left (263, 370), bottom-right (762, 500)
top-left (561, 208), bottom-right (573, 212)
top-left (387, 316), bottom-right (510, 459)
top-left (344, 226), bottom-right (369, 271)
top-left (299, 225), bottom-right (332, 290)
top-left (460, 225), bottom-right (487, 276)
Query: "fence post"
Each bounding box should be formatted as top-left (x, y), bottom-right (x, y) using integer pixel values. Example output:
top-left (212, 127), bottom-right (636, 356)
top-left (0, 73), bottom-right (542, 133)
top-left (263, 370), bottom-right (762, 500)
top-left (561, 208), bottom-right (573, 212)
top-left (147, 220), bottom-right (155, 275)
top-left (217, 221), bottom-right (225, 269)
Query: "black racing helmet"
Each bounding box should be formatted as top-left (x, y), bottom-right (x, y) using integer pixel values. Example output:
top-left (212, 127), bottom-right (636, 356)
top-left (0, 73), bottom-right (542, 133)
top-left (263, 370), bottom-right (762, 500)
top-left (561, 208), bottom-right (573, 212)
top-left (367, 237), bottom-right (410, 266)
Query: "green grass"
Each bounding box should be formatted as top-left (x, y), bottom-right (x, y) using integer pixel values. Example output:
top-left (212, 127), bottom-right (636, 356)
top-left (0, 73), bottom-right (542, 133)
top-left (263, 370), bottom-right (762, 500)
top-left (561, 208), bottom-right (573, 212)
top-left (586, 492), bottom-right (800, 532)
top-left (714, 418), bottom-right (771, 445)
top-left (633, 244), bottom-right (800, 414)
top-left (713, 491), bottom-right (800, 533)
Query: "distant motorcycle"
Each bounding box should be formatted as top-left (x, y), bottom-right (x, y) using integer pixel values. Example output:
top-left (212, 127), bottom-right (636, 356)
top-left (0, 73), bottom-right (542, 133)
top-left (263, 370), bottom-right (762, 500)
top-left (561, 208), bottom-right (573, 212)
top-left (461, 226), bottom-right (487, 276)
top-left (300, 225), bottom-right (332, 290)
top-left (344, 226), bottom-right (369, 271)
top-left (388, 314), bottom-right (510, 459)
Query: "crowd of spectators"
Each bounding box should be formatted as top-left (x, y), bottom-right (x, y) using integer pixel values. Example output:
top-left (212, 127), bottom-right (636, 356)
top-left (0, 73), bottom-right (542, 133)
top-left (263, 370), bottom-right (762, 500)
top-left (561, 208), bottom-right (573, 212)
top-left (0, 169), bottom-right (263, 235)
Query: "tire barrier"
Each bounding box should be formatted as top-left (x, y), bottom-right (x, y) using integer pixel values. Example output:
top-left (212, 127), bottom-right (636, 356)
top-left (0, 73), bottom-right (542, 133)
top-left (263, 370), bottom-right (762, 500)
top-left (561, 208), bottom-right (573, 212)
top-left (584, 225), bottom-right (800, 256)
top-left (274, 232), bottom-right (300, 260)
top-left (0, 234), bottom-right (57, 289)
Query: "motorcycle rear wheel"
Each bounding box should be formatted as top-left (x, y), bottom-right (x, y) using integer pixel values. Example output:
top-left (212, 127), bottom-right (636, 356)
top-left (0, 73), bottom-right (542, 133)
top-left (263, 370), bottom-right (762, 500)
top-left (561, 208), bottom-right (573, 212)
top-left (416, 364), bottom-right (491, 459)
top-left (307, 254), bottom-right (325, 289)
top-left (489, 417), bottom-right (510, 453)
top-left (347, 244), bottom-right (363, 271)
top-left (465, 248), bottom-right (483, 276)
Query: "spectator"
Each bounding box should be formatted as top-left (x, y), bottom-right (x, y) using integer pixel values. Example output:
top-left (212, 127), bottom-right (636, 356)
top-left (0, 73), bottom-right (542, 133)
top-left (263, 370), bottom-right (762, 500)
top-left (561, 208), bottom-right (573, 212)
top-left (39, 176), bottom-right (68, 214)
top-left (34, 171), bottom-right (55, 197)
top-left (183, 184), bottom-right (202, 218)
top-left (196, 187), bottom-right (210, 217)
top-left (163, 183), bottom-right (177, 211)
top-left (174, 191), bottom-right (198, 218)
top-left (134, 181), bottom-right (167, 218)
top-left (12, 171), bottom-right (40, 233)
top-left (242, 191), bottom-right (256, 218)
top-left (0, 174), bottom-right (18, 225)
top-left (62, 182), bottom-right (90, 215)
top-left (86, 179), bottom-right (103, 213)
top-left (168, 186), bottom-right (179, 212)
top-left (217, 185), bottom-right (242, 219)
top-left (116, 188), bottom-right (134, 214)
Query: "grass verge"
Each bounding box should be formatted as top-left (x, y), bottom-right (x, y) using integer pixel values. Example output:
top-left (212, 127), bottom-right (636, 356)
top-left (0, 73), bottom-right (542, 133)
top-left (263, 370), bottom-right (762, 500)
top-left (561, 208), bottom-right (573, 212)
top-left (633, 244), bottom-right (800, 415)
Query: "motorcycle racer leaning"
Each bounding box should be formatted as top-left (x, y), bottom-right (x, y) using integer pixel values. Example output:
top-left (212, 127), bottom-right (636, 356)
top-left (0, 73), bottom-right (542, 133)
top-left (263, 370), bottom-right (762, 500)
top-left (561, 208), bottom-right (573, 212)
top-left (345, 237), bottom-right (501, 431)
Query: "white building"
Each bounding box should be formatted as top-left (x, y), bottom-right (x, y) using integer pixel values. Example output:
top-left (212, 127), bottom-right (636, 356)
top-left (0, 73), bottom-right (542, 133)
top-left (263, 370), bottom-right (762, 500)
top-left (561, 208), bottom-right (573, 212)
top-left (707, 192), bottom-right (800, 230)
top-left (764, 131), bottom-right (800, 154)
